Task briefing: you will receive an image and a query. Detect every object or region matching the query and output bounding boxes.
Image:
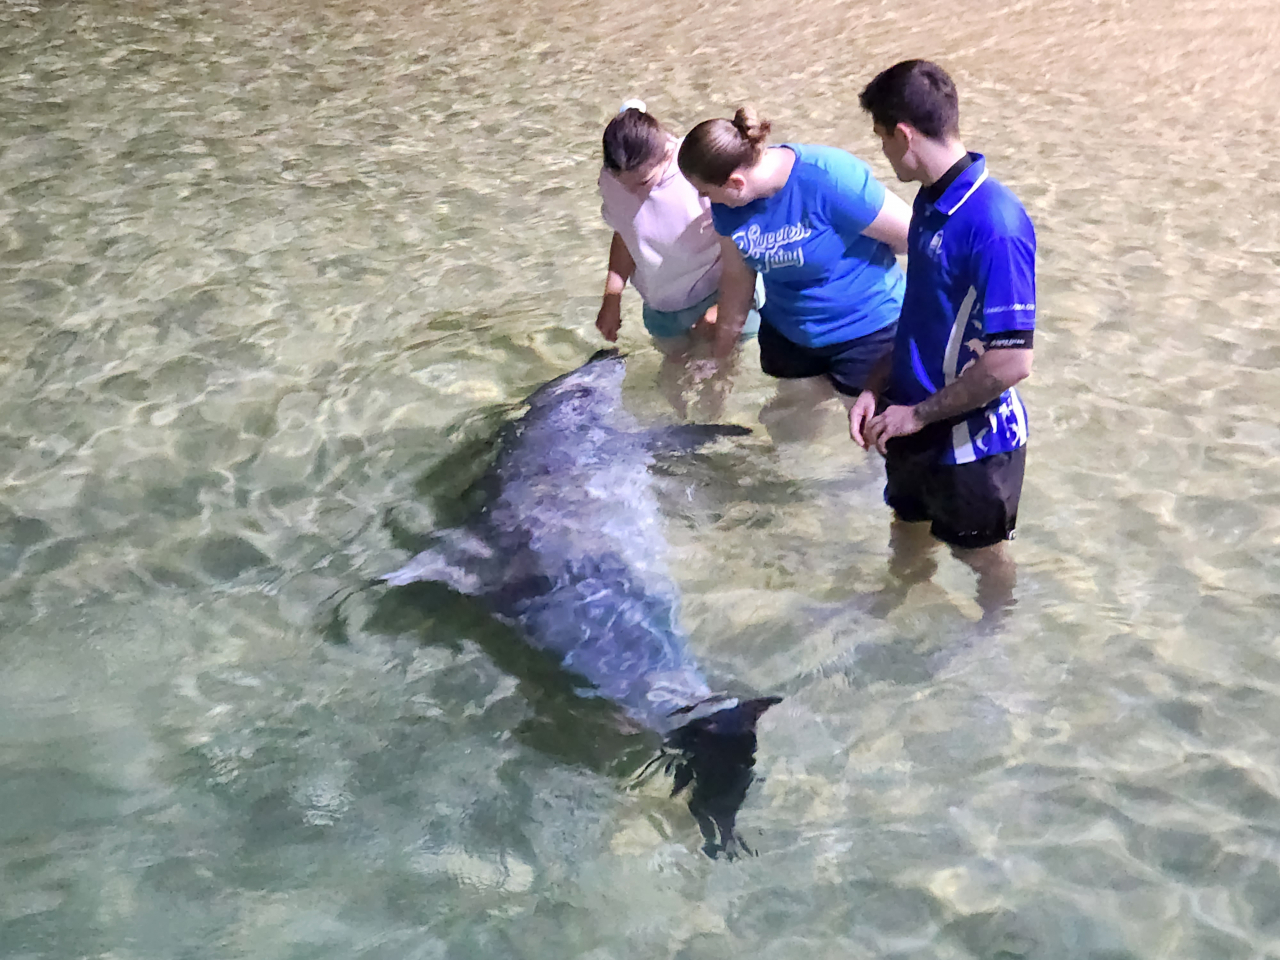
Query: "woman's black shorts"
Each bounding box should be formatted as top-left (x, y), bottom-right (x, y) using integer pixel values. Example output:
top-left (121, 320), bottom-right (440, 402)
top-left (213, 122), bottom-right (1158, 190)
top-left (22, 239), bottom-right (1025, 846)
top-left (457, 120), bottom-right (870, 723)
top-left (758, 320), bottom-right (897, 397)
top-left (884, 427), bottom-right (1027, 550)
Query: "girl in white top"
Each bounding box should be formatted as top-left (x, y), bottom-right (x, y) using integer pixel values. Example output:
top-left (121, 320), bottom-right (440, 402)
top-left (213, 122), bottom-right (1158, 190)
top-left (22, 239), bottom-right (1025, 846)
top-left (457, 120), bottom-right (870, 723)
top-left (596, 101), bottom-right (760, 413)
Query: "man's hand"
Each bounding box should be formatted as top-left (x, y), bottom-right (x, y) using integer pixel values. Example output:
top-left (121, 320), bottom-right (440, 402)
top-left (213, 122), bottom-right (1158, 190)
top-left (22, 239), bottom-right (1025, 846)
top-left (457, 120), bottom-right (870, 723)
top-left (596, 294), bottom-right (622, 342)
top-left (848, 390), bottom-right (878, 449)
top-left (865, 403), bottom-right (924, 455)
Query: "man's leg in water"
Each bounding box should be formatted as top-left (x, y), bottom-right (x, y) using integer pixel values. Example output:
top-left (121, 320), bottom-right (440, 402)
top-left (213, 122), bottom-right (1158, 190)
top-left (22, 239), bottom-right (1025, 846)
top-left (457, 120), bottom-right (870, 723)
top-left (946, 446), bottom-right (1023, 623)
top-left (866, 523), bottom-right (1016, 625)
top-left (880, 442), bottom-right (1021, 623)
top-left (952, 541), bottom-right (1017, 623)
top-left (890, 516), bottom-right (940, 582)
top-left (863, 516), bottom-right (939, 616)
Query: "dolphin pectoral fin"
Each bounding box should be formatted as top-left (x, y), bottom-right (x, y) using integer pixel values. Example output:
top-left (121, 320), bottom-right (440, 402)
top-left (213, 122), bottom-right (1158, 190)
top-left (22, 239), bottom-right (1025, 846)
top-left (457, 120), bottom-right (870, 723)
top-left (381, 548), bottom-right (482, 592)
top-left (380, 527), bottom-right (493, 593)
top-left (737, 695), bottom-right (783, 726)
top-left (642, 424), bottom-right (752, 455)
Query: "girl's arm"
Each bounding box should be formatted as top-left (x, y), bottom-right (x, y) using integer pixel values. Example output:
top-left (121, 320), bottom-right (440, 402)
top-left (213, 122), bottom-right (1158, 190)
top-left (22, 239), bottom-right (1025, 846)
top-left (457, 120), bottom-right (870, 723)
top-left (596, 232), bottom-right (636, 342)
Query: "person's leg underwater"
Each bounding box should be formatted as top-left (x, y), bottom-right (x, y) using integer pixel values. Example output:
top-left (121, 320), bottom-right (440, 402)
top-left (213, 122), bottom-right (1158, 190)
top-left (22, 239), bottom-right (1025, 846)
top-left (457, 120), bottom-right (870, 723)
top-left (685, 302), bottom-right (736, 421)
top-left (648, 295), bottom-right (753, 420)
top-left (952, 542), bottom-right (1017, 624)
top-left (651, 333), bottom-right (694, 418)
top-left (759, 376), bottom-right (838, 442)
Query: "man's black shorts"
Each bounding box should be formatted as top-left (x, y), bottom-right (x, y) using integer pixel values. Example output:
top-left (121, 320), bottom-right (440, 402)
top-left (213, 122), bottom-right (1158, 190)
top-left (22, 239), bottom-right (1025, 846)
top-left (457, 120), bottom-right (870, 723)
top-left (759, 320), bottom-right (897, 397)
top-left (884, 425), bottom-right (1027, 550)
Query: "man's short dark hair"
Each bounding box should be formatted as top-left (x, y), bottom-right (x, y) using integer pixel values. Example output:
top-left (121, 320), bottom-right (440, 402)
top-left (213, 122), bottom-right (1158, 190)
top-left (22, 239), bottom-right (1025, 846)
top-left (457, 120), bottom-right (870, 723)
top-left (859, 60), bottom-right (960, 141)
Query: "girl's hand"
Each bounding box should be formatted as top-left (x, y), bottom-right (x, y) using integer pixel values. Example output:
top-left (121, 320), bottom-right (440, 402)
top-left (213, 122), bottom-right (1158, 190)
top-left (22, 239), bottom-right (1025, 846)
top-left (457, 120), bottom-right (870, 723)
top-left (596, 294), bottom-right (623, 342)
top-left (688, 303), bottom-right (718, 342)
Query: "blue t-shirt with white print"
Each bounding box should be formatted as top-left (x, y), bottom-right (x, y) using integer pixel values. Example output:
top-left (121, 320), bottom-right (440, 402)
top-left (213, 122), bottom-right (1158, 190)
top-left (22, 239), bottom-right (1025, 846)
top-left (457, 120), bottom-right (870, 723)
top-left (888, 153), bottom-right (1037, 464)
top-left (710, 144), bottom-right (905, 348)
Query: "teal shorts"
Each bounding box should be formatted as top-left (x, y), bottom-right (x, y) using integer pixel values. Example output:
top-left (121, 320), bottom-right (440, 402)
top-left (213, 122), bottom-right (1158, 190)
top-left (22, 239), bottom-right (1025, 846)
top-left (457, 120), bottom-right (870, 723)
top-left (641, 274), bottom-right (765, 342)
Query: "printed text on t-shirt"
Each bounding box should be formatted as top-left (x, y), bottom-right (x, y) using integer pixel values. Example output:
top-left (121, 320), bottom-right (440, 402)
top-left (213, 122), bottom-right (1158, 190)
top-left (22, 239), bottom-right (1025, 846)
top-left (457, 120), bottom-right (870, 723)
top-left (732, 221), bottom-right (813, 272)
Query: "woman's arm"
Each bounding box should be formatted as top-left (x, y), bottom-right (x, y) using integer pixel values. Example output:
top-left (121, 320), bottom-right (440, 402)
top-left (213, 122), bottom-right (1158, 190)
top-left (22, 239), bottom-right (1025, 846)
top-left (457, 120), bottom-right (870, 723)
top-left (711, 237), bottom-right (757, 359)
top-left (848, 348), bottom-right (895, 448)
top-left (859, 189), bottom-right (912, 255)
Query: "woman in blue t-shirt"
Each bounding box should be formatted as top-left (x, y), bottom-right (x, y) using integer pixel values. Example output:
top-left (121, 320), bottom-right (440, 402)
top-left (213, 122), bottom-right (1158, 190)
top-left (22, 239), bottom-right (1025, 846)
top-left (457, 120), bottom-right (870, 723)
top-left (678, 106), bottom-right (910, 436)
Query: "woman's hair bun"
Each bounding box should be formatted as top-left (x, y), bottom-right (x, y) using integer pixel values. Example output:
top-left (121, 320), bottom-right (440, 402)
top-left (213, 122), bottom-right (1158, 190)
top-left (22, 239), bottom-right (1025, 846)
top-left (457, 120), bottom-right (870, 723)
top-left (731, 104), bottom-right (772, 145)
top-left (678, 105), bottom-right (771, 185)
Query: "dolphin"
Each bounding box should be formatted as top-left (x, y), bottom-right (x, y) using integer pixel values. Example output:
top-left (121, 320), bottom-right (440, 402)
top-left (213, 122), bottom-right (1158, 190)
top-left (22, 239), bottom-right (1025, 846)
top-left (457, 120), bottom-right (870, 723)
top-left (383, 350), bottom-right (780, 857)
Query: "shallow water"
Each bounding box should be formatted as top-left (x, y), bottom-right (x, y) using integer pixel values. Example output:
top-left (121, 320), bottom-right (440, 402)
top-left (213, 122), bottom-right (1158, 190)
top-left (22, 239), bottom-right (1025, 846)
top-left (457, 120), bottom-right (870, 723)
top-left (3, 0), bottom-right (1280, 957)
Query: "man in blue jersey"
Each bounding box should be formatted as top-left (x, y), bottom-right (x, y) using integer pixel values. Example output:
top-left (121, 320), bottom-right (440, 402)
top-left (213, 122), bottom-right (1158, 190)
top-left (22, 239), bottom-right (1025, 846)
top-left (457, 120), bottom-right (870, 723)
top-left (850, 60), bottom-right (1036, 617)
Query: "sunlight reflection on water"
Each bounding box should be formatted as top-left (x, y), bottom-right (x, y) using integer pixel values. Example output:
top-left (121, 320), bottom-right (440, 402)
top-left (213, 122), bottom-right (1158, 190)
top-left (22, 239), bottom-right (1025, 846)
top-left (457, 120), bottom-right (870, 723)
top-left (2, 0), bottom-right (1280, 956)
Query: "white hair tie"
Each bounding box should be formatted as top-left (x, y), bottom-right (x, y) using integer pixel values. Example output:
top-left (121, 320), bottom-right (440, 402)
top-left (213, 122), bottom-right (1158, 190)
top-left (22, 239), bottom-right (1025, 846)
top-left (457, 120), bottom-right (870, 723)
top-left (618, 98), bottom-right (647, 114)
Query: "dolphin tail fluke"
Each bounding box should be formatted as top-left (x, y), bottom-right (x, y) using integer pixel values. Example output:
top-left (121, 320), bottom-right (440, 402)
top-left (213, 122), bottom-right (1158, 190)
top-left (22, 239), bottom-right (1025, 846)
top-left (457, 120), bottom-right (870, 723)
top-left (643, 424), bottom-right (752, 455)
top-left (665, 695), bottom-right (782, 859)
top-left (380, 527), bottom-right (493, 594)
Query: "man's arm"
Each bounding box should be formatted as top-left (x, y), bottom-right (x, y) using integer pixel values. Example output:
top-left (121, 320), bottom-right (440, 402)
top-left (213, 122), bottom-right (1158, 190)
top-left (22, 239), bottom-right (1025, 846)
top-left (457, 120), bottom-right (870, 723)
top-left (864, 347), bottom-right (1033, 455)
top-left (711, 237), bottom-right (757, 359)
top-left (596, 232), bottom-right (635, 342)
top-left (915, 347), bottom-right (1032, 424)
top-left (867, 227), bottom-right (1037, 454)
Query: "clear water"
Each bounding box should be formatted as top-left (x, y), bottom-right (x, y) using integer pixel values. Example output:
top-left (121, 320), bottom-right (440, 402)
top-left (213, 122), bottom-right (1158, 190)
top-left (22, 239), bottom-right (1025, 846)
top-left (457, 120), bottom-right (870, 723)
top-left (3, 0), bottom-right (1280, 957)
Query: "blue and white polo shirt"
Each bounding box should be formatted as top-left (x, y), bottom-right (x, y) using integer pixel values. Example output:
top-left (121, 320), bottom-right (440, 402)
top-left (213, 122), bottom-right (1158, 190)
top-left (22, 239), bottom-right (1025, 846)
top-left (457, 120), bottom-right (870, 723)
top-left (888, 153), bottom-right (1037, 464)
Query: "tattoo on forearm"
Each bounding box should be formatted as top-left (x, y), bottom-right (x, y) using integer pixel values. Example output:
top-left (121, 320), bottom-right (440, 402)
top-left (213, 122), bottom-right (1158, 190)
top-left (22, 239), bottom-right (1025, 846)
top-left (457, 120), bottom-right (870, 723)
top-left (914, 366), bottom-right (1008, 425)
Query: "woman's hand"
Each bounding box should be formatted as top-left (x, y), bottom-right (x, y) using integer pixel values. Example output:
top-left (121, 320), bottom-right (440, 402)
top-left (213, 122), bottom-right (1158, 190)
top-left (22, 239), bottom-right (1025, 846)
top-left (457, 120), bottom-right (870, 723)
top-left (848, 390), bottom-right (879, 449)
